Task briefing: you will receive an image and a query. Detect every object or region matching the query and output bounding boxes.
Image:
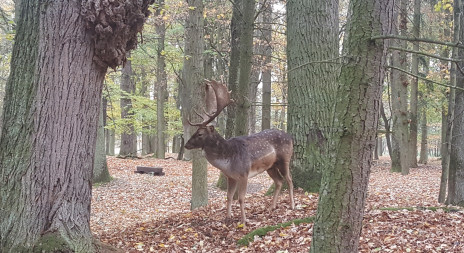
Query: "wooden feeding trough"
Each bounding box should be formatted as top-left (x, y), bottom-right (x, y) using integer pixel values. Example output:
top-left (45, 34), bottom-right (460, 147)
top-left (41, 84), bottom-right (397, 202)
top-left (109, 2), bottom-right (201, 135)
top-left (134, 166), bottom-right (165, 176)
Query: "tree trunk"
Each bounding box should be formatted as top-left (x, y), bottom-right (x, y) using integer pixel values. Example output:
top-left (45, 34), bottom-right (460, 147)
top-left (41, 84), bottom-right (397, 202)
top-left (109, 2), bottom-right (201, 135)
top-left (224, 0), bottom-right (242, 139)
top-left (0, 1), bottom-right (152, 251)
top-left (409, 0), bottom-right (420, 168)
top-left (261, 0), bottom-right (272, 131)
top-left (234, 0), bottom-right (256, 137)
top-left (390, 0), bottom-right (410, 174)
top-left (182, 0), bottom-right (208, 209)
top-left (380, 101), bottom-right (392, 158)
top-left (119, 55), bottom-right (137, 158)
top-left (310, 0), bottom-right (393, 251)
top-left (447, 0), bottom-right (464, 207)
top-left (419, 105), bottom-right (428, 164)
top-left (287, 0), bottom-right (339, 192)
top-left (155, 0), bottom-right (167, 159)
top-left (94, 101), bottom-right (111, 184)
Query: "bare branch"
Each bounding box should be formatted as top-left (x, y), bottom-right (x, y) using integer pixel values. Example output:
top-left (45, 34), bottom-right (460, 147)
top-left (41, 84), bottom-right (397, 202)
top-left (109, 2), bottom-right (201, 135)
top-left (372, 35), bottom-right (464, 49)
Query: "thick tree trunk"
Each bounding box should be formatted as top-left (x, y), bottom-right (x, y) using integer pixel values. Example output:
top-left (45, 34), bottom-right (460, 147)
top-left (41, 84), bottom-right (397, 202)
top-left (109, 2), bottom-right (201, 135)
top-left (182, 0), bottom-right (208, 209)
top-left (234, 0), bottom-right (256, 137)
top-left (119, 55), bottom-right (137, 158)
top-left (310, 0), bottom-right (393, 251)
top-left (0, 1), bottom-right (152, 251)
top-left (287, 0), bottom-right (339, 192)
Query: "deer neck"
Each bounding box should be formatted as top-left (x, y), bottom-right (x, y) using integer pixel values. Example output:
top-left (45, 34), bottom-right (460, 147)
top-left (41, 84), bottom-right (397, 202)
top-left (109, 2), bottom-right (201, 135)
top-left (202, 134), bottom-right (237, 172)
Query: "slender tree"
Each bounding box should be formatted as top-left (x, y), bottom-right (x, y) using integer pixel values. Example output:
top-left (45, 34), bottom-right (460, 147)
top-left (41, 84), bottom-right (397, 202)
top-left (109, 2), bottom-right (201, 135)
top-left (93, 102), bottom-right (111, 184)
top-left (310, 0), bottom-right (393, 250)
top-left (448, 0), bottom-right (464, 207)
top-left (119, 54), bottom-right (138, 158)
top-left (182, 0), bottom-right (208, 209)
top-left (0, 0), bottom-right (153, 251)
top-left (235, 0), bottom-right (256, 136)
top-left (155, 0), bottom-right (167, 159)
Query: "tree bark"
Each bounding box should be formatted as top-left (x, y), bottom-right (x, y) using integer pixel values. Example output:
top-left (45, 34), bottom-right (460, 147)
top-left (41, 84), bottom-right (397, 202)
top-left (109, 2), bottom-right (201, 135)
top-left (447, 0), bottom-right (464, 207)
top-left (419, 105), bottom-right (428, 164)
top-left (94, 101), bottom-right (111, 184)
top-left (119, 54), bottom-right (137, 158)
top-left (408, 0), bottom-right (420, 168)
top-left (310, 0), bottom-right (393, 251)
top-left (260, 0), bottom-right (272, 131)
top-left (287, 0), bottom-right (339, 192)
top-left (155, 0), bottom-right (167, 159)
top-left (182, 0), bottom-right (208, 209)
top-left (234, 0), bottom-right (256, 137)
top-left (0, 0), bottom-right (152, 251)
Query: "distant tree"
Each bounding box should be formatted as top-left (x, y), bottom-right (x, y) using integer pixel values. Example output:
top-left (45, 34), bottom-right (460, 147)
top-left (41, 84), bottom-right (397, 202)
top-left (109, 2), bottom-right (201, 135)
top-left (119, 55), bottom-right (138, 158)
top-left (0, 0), bottom-right (153, 251)
top-left (155, 0), bottom-right (167, 159)
top-left (93, 102), bottom-right (111, 184)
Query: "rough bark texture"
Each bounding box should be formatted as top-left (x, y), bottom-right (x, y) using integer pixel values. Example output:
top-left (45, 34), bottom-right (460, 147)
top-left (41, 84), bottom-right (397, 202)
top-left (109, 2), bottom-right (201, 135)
top-left (182, 0), bottom-right (208, 209)
top-left (390, 0), bottom-right (409, 174)
top-left (448, 0), bottom-right (464, 207)
top-left (0, 0), bottom-right (152, 251)
top-left (155, 0), bottom-right (167, 159)
top-left (310, 0), bottom-right (393, 251)
top-left (287, 0), bottom-right (339, 192)
top-left (234, 0), bottom-right (256, 136)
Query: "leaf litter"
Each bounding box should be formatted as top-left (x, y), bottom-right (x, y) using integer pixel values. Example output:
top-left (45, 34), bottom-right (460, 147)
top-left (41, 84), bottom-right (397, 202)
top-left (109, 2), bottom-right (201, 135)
top-left (91, 156), bottom-right (464, 252)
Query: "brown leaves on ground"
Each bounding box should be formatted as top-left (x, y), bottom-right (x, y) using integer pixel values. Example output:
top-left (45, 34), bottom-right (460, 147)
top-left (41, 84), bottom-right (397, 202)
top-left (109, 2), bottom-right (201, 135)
top-left (91, 156), bottom-right (464, 252)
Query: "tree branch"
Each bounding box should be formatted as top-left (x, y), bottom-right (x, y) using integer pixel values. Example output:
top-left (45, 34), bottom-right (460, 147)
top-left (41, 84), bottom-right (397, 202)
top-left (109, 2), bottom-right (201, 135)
top-left (372, 35), bottom-right (464, 49)
top-left (389, 46), bottom-right (463, 62)
top-left (387, 65), bottom-right (464, 91)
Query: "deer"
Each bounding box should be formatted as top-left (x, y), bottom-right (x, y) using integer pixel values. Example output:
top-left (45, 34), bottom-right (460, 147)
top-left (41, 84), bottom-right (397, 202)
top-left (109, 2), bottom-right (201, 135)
top-left (184, 80), bottom-right (295, 225)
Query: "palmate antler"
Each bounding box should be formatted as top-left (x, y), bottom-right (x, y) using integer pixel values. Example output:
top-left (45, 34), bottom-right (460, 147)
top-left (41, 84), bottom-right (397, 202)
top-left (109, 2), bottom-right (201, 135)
top-left (188, 80), bottom-right (233, 127)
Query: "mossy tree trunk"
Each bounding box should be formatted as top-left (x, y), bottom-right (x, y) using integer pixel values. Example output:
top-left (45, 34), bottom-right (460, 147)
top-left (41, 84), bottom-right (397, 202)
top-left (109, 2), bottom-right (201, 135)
top-left (0, 1), bottom-right (153, 251)
top-left (287, 0), bottom-right (339, 192)
top-left (310, 0), bottom-right (393, 251)
top-left (93, 101), bottom-right (111, 184)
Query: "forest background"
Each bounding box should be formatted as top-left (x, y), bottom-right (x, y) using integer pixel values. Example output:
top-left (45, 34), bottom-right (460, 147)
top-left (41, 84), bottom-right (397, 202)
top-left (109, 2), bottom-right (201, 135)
top-left (0, 0), bottom-right (464, 252)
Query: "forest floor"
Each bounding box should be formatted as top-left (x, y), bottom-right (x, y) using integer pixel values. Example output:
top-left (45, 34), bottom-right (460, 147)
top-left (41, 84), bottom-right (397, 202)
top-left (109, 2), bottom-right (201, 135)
top-left (91, 155), bottom-right (464, 253)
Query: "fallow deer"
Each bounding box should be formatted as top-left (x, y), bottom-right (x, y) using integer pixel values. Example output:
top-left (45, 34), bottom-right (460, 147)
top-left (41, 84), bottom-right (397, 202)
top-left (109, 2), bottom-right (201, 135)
top-left (185, 80), bottom-right (295, 225)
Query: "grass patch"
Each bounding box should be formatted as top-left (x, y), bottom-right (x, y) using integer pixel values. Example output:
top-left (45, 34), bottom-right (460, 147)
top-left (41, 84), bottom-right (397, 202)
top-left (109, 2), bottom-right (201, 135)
top-left (237, 216), bottom-right (315, 247)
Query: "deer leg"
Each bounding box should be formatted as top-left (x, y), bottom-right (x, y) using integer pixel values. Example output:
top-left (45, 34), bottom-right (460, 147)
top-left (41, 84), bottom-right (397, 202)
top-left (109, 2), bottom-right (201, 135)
top-left (237, 179), bottom-right (248, 225)
top-left (280, 161), bottom-right (295, 209)
top-left (266, 166), bottom-right (283, 209)
top-left (226, 177), bottom-right (238, 221)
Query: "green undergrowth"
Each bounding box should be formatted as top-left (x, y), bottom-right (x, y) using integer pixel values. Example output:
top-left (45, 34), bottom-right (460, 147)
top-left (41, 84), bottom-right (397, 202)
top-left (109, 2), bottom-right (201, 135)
top-left (378, 206), bottom-right (462, 212)
top-left (237, 216), bottom-right (315, 247)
